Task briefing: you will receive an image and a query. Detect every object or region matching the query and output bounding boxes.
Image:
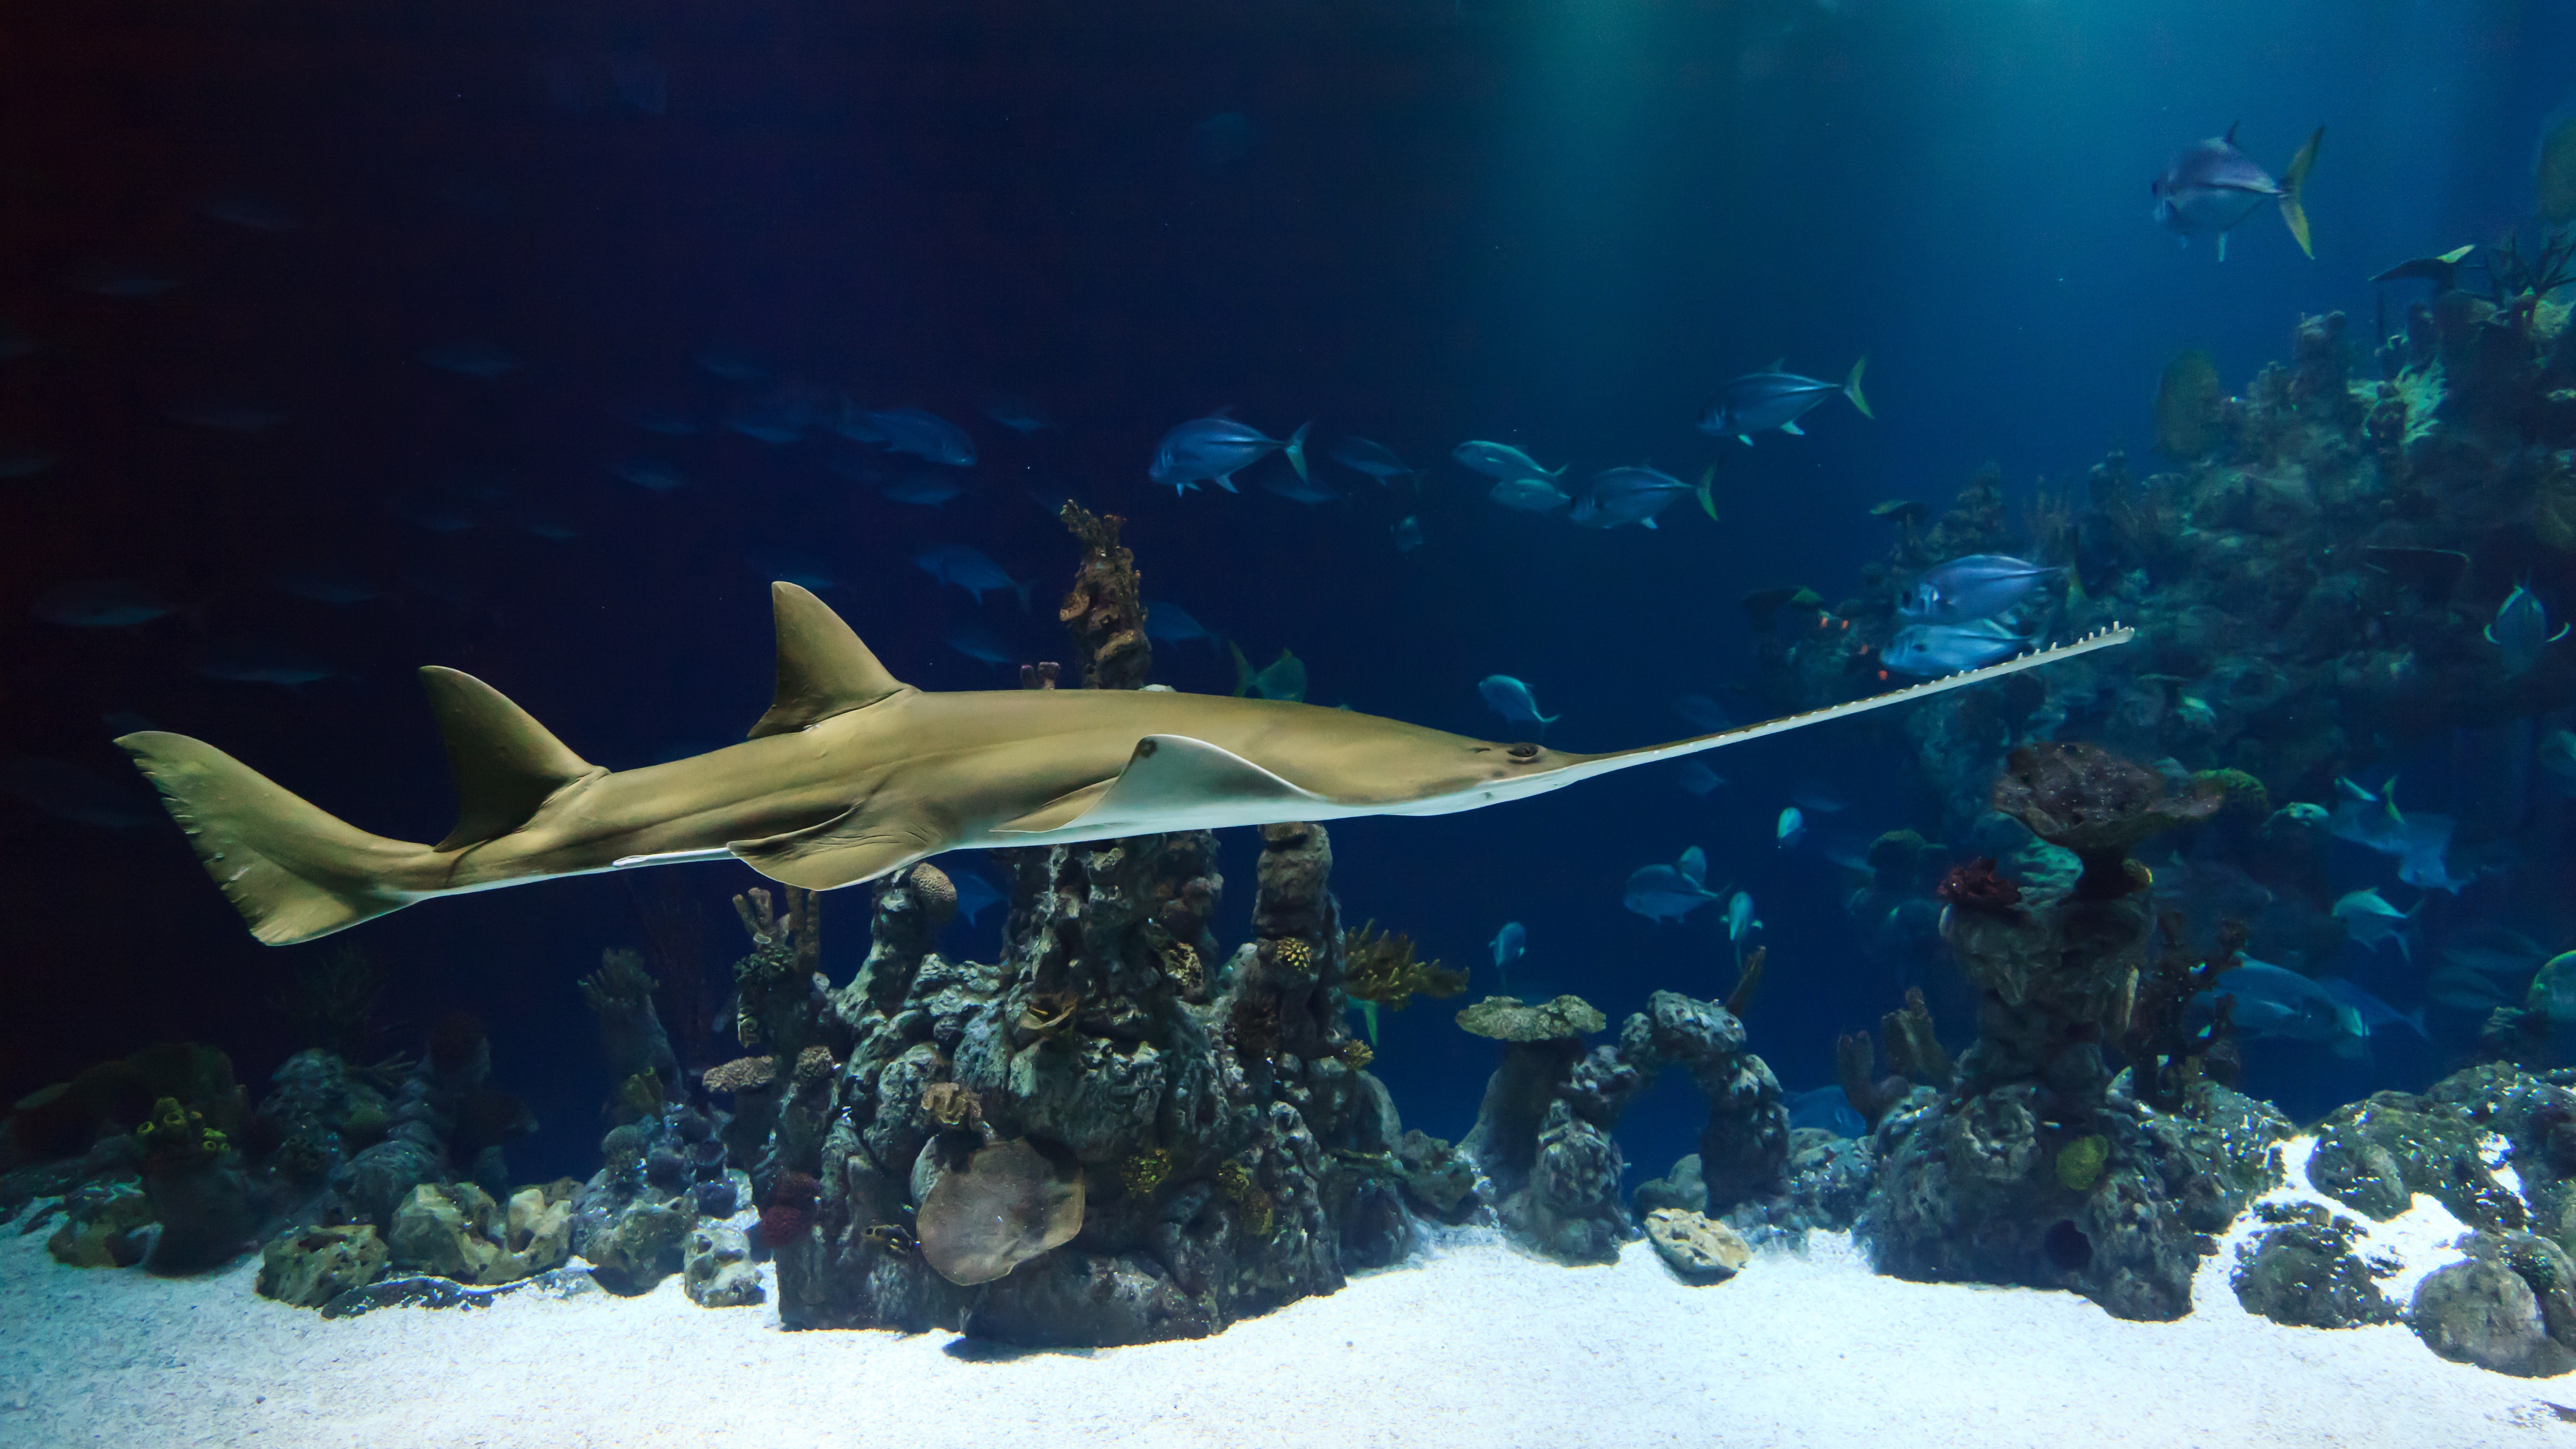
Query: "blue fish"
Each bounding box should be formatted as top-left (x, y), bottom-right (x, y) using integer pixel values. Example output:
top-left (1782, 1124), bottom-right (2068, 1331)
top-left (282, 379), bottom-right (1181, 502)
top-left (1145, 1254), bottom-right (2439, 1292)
top-left (193, 637), bottom-right (344, 689)
top-left (1725, 890), bottom-right (1761, 947)
top-left (2332, 889), bottom-right (2415, 963)
top-left (1624, 846), bottom-right (1724, 922)
top-left (980, 395), bottom-right (1055, 434)
top-left (1676, 761), bottom-right (1727, 797)
top-left (1143, 601), bottom-right (1221, 650)
top-left (612, 458), bottom-right (689, 492)
top-left (1490, 922), bottom-right (1527, 980)
top-left (1674, 694), bottom-right (1733, 732)
top-left (1392, 516), bottom-right (1425, 554)
top-left (1328, 437), bottom-right (1415, 484)
top-left (881, 472), bottom-right (966, 507)
top-left (949, 866), bottom-right (1005, 925)
top-left (2198, 960), bottom-right (2365, 1055)
top-left (848, 407), bottom-right (976, 467)
top-left (33, 579), bottom-right (188, 629)
top-left (1785, 1086), bottom-right (1867, 1139)
top-left (727, 394), bottom-right (819, 446)
top-left (1262, 469), bottom-right (1342, 505)
top-left (1883, 620), bottom-right (2032, 676)
top-left (945, 621), bottom-right (1016, 667)
top-left (913, 545), bottom-right (1031, 607)
top-left (1150, 415), bottom-right (1309, 495)
top-left (1478, 675), bottom-right (1559, 736)
top-left (1901, 554), bottom-right (2065, 625)
top-left (1698, 359), bottom-right (1870, 443)
top-left (1776, 806), bottom-right (1805, 848)
top-left (1452, 440), bottom-right (1563, 483)
top-left (2317, 978), bottom-right (2428, 1042)
top-left (1567, 465), bottom-right (1713, 530)
top-left (1487, 477), bottom-right (1572, 513)
top-left (2153, 124), bottom-right (2323, 261)
top-left (419, 341), bottom-right (521, 379)
top-left (2487, 582), bottom-right (2569, 675)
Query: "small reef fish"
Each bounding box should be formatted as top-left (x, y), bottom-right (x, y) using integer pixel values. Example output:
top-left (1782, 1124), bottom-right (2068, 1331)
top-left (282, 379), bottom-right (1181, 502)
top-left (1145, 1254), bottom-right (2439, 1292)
top-left (851, 408), bottom-right (976, 467)
top-left (2486, 582), bottom-right (2568, 675)
top-left (1676, 761), bottom-right (1726, 797)
top-left (1151, 415), bottom-right (1309, 495)
top-left (1883, 619), bottom-right (2033, 676)
top-left (1776, 806), bottom-right (1805, 848)
top-left (1392, 516), bottom-right (1424, 554)
top-left (1452, 440), bottom-right (1563, 483)
top-left (1230, 644), bottom-right (1307, 702)
top-left (1, 758), bottom-right (163, 829)
top-left (945, 622), bottom-right (1016, 667)
top-left (1725, 890), bottom-right (1761, 947)
top-left (1568, 465), bottom-right (1713, 530)
top-left (1624, 845), bottom-right (1725, 922)
top-left (1901, 554), bottom-right (2066, 625)
top-left (193, 638), bottom-right (343, 690)
top-left (1490, 921), bottom-right (1527, 987)
top-left (34, 578), bottom-right (190, 629)
top-left (418, 341), bottom-right (521, 378)
top-left (1698, 359), bottom-right (1871, 444)
top-left (1785, 1086), bottom-right (1866, 1139)
top-left (912, 545), bottom-right (1031, 607)
top-left (1142, 602), bottom-right (1221, 650)
top-left (1487, 477), bottom-right (1572, 513)
top-left (2333, 889), bottom-right (2415, 962)
top-left (2150, 123), bottom-right (2323, 261)
top-left (882, 472), bottom-right (967, 507)
top-left (980, 395), bottom-right (1055, 434)
top-left (1328, 437), bottom-right (1415, 484)
top-left (1478, 676), bottom-right (1558, 737)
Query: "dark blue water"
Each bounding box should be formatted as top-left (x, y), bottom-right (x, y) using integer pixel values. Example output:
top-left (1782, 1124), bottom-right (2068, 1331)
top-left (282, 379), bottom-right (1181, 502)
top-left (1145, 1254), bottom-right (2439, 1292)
top-left (2, 0), bottom-right (2568, 1182)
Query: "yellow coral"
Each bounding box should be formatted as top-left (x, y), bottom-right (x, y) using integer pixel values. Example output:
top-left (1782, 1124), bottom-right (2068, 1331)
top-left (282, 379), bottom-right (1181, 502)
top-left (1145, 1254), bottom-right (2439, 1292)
top-left (1336, 1040), bottom-right (1375, 1069)
top-left (1162, 941), bottom-right (1204, 994)
top-left (1276, 939), bottom-right (1311, 973)
top-left (1121, 1148), bottom-right (1175, 1196)
top-left (1340, 920), bottom-right (1467, 1010)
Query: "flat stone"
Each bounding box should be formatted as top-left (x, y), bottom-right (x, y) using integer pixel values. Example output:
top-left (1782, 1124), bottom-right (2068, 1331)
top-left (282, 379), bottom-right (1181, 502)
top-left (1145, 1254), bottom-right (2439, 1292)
top-left (1643, 1207), bottom-right (1750, 1284)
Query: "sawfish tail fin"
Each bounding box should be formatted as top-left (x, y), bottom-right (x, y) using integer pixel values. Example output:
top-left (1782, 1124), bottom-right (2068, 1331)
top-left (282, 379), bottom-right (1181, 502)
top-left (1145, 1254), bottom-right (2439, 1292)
top-left (1843, 356), bottom-right (1873, 419)
top-left (115, 731), bottom-right (435, 945)
top-left (2278, 127), bottom-right (2322, 258)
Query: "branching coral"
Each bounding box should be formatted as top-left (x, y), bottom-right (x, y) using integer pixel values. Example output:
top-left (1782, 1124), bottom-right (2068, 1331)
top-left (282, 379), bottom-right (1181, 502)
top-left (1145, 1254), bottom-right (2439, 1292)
top-left (2122, 913), bottom-right (2247, 1111)
top-left (1340, 920), bottom-right (1468, 1010)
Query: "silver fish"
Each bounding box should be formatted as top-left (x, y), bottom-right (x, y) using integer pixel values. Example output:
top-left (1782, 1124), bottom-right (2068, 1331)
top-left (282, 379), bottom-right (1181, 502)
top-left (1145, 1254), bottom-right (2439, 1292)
top-left (912, 545), bottom-right (1030, 607)
top-left (1487, 477), bottom-right (1572, 513)
top-left (1901, 554), bottom-right (2065, 625)
top-left (2487, 582), bottom-right (2568, 675)
top-left (2151, 124), bottom-right (2323, 261)
top-left (851, 407), bottom-right (976, 467)
top-left (1151, 415), bottom-right (1309, 495)
top-left (1698, 359), bottom-right (1870, 444)
top-left (1453, 440), bottom-right (1563, 483)
top-left (1567, 465), bottom-right (1713, 531)
top-left (1882, 619), bottom-right (2032, 676)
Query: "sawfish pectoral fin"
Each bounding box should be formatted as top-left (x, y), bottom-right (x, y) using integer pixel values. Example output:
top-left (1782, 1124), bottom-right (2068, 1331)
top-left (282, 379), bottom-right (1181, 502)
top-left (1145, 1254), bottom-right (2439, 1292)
top-left (993, 735), bottom-right (1328, 836)
top-left (727, 805), bottom-right (945, 890)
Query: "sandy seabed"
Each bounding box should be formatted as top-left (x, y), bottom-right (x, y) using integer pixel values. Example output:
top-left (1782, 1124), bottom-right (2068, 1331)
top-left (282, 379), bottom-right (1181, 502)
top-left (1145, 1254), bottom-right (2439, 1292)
top-left (5, 1140), bottom-right (2573, 1449)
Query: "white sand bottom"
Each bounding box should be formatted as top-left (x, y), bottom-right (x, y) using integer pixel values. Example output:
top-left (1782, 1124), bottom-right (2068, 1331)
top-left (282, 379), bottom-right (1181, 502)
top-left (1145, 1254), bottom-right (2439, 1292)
top-left (5, 1173), bottom-right (2573, 1449)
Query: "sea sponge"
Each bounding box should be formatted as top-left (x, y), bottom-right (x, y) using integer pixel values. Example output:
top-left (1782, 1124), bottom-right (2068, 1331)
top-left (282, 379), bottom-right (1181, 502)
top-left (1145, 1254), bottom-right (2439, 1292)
top-left (904, 863), bottom-right (959, 928)
top-left (702, 1055), bottom-right (777, 1095)
top-left (917, 1138), bottom-right (1084, 1285)
top-left (758, 1170), bottom-right (821, 1249)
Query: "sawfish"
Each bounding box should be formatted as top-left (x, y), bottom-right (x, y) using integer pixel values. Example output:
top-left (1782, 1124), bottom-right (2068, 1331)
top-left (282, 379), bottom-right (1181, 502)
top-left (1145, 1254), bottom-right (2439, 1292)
top-left (118, 583), bottom-right (2132, 946)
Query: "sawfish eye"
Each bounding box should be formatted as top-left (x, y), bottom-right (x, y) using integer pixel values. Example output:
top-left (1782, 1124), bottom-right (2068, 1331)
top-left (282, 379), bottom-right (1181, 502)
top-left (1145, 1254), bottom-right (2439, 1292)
top-left (1507, 742), bottom-right (1540, 760)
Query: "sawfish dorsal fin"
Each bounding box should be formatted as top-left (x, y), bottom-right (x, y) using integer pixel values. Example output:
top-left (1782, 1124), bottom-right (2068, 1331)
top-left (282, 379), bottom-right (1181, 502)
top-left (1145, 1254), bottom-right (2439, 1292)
top-left (749, 582), bottom-right (908, 739)
top-left (420, 667), bottom-right (601, 850)
top-left (996, 735), bottom-right (1326, 836)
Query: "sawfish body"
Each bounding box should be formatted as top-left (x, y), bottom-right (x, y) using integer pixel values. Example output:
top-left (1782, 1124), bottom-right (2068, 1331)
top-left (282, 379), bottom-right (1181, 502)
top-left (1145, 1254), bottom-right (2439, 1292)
top-left (119, 583), bottom-right (2130, 945)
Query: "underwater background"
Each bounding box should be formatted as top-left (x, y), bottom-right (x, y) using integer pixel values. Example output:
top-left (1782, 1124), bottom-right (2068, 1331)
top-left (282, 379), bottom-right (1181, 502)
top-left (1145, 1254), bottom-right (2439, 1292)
top-left (3, 0), bottom-right (2573, 1200)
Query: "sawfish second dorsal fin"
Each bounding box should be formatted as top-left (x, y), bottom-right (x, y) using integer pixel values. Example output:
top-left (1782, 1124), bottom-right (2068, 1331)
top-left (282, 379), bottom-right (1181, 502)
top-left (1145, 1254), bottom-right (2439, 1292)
top-left (749, 583), bottom-right (908, 739)
top-left (420, 667), bottom-right (602, 850)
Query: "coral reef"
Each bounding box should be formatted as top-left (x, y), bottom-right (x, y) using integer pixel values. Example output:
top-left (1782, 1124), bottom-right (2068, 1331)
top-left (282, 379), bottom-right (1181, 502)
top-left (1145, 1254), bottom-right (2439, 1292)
top-left (1860, 745), bottom-right (2288, 1320)
top-left (568, 1104), bottom-right (739, 1294)
top-left (2229, 1201), bottom-right (2399, 1328)
top-left (387, 1181), bottom-right (572, 1286)
top-left (579, 948), bottom-right (681, 1123)
top-left (1642, 1208), bottom-right (1751, 1284)
top-left (754, 511), bottom-right (1418, 1345)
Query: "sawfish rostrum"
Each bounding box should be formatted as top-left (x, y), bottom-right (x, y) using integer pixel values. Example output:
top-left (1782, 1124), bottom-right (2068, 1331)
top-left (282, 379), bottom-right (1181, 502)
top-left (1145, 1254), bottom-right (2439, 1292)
top-left (118, 583), bottom-right (2131, 945)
